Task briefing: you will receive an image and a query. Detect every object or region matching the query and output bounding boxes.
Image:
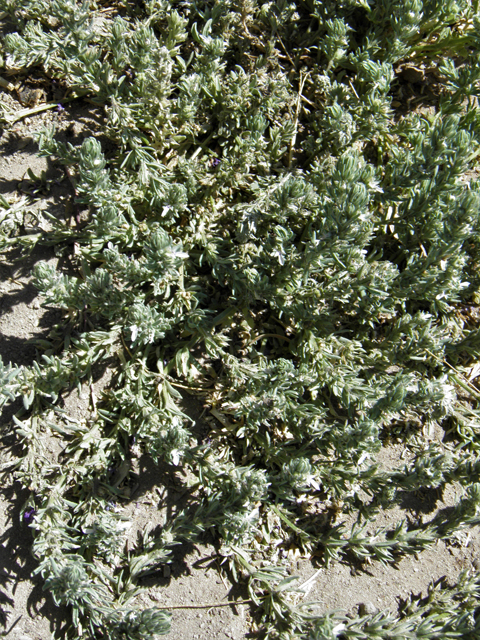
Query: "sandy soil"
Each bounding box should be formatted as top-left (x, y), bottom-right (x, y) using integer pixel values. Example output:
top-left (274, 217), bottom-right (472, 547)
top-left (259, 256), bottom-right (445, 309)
top-left (1, 87), bottom-right (480, 640)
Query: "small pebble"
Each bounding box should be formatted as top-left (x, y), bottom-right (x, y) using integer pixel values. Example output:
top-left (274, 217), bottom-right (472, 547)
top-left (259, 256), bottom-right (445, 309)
top-left (163, 564), bottom-right (171, 578)
top-left (472, 557), bottom-right (480, 571)
top-left (359, 601), bottom-right (379, 616)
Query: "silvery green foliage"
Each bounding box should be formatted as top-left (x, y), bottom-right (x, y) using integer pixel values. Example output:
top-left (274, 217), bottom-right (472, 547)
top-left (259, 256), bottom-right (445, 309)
top-left (2, 0), bottom-right (480, 638)
top-left (308, 570), bottom-right (480, 640)
top-left (0, 355), bottom-right (20, 408)
top-left (107, 608), bottom-right (172, 640)
top-left (43, 556), bottom-right (108, 625)
top-left (81, 511), bottom-right (129, 563)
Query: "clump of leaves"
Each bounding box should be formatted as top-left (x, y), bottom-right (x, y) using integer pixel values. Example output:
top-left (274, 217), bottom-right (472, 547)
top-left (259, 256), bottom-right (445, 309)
top-left (2, 0), bottom-right (480, 638)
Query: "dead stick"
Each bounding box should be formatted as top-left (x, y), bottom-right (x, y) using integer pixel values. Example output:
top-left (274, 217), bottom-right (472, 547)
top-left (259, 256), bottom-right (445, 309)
top-left (158, 598), bottom-right (253, 610)
top-left (2, 101), bottom-right (59, 123)
top-left (0, 76), bottom-right (15, 91)
top-left (288, 71), bottom-right (310, 168)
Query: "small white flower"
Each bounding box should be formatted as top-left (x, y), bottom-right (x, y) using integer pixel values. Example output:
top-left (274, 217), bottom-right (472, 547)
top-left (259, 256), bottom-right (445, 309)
top-left (5, 54), bottom-right (16, 68)
top-left (168, 246), bottom-right (189, 260)
top-left (332, 623), bottom-right (346, 635)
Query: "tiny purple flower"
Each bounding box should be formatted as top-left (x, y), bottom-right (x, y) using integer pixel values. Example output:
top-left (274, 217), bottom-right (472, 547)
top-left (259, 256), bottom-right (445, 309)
top-left (212, 158), bottom-right (221, 167)
top-left (24, 507), bottom-right (36, 524)
top-left (56, 103), bottom-right (65, 113)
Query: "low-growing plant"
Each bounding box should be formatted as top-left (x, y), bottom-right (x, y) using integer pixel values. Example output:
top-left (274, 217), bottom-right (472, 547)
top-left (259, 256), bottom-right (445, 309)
top-left (2, 0), bottom-right (480, 638)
